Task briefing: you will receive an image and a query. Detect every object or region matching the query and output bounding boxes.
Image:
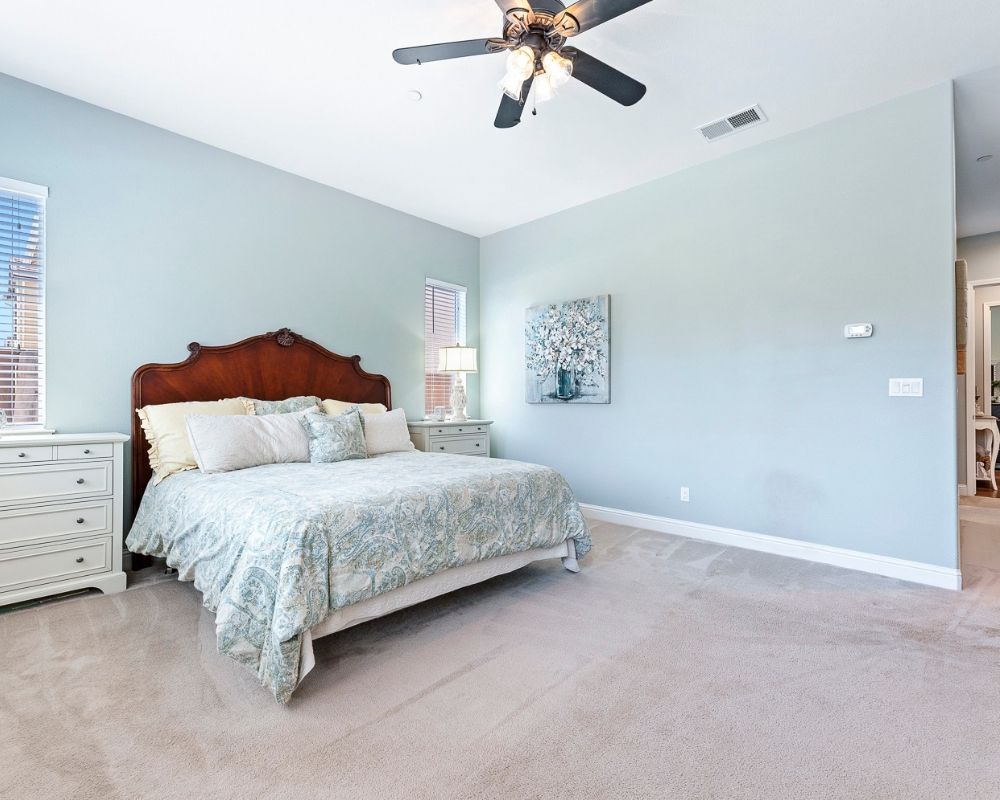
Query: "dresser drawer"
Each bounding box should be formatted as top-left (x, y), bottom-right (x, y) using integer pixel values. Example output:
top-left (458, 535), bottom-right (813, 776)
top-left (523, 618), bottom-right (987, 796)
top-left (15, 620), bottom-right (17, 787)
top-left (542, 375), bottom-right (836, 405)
top-left (0, 500), bottom-right (112, 547)
top-left (0, 461), bottom-right (112, 506)
top-left (426, 424), bottom-right (489, 437)
top-left (0, 445), bottom-right (54, 465)
top-left (56, 443), bottom-right (114, 461)
top-left (0, 536), bottom-right (112, 593)
top-left (430, 435), bottom-right (488, 455)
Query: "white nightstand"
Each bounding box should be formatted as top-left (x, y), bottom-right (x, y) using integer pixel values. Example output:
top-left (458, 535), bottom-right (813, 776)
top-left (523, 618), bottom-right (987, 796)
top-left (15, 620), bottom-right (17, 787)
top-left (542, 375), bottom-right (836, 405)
top-left (408, 420), bottom-right (493, 457)
top-left (0, 432), bottom-right (129, 607)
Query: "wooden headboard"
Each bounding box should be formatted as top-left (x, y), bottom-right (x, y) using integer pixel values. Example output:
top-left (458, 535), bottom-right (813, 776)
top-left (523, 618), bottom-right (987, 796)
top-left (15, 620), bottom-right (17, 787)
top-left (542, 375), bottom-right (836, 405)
top-left (130, 328), bottom-right (391, 512)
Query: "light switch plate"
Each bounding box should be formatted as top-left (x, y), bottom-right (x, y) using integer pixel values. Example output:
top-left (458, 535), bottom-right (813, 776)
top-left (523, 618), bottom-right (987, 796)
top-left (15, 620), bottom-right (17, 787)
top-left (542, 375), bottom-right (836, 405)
top-left (889, 378), bottom-right (923, 397)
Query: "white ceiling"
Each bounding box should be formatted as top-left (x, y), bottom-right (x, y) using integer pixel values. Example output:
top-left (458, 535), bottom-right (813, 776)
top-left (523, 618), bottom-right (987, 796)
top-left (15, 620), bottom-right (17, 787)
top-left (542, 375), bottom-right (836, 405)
top-left (1, 0), bottom-right (999, 236)
top-left (955, 66), bottom-right (1000, 239)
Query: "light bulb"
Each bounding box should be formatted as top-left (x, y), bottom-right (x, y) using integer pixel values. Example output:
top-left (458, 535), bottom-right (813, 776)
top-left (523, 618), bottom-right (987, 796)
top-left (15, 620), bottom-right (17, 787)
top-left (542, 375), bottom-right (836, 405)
top-left (533, 72), bottom-right (555, 103)
top-left (542, 50), bottom-right (573, 88)
top-left (506, 46), bottom-right (536, 79)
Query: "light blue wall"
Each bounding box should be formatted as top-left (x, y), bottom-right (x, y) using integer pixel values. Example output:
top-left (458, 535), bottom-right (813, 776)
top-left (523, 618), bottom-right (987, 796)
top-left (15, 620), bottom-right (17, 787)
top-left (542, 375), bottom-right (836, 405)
top-left (959, 231), bottom-right (1000, 282)
top-left (0, 73), bottom-right (479, 452)
top-left (481, 84), bottom-right (958, 568)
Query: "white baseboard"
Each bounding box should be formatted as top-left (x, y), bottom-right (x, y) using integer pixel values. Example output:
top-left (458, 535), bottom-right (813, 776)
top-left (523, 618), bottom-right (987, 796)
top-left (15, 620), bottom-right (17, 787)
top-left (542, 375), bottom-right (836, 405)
top-left (580, 503), bottom-right (962, 591)
top-left (959, 484), bottom-right (970, 497)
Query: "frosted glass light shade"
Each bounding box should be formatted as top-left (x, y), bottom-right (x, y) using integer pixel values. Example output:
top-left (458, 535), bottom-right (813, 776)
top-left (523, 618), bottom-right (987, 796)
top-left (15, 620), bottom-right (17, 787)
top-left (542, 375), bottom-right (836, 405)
top-left (438, 345), bottom-right (478, 373)
top-left (542, 50), bottom-right (573, 88)
top-left (499, 46), bottom-right (536, 100)
top-left (533, 72), bottom-right (555, 103)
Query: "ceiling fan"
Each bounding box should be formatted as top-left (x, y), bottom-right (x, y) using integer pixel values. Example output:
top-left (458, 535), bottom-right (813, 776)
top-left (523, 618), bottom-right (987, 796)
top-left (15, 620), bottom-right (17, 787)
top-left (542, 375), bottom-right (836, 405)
top-left (392, 0), bottom-right (652, 129)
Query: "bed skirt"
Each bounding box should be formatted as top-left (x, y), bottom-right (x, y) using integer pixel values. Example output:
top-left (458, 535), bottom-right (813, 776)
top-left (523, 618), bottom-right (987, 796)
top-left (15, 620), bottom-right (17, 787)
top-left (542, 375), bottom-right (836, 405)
top-left (298, 539), bottom-right (579, 686)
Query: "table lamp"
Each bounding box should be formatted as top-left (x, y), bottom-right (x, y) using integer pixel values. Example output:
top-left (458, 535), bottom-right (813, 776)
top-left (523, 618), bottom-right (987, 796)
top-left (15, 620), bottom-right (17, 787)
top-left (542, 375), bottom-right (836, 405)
top-left (438, 345), bottom-right (477, 422)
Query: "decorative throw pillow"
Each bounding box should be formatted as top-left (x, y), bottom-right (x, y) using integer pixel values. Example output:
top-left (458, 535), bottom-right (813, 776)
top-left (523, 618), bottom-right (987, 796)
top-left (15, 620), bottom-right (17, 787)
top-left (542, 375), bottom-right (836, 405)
top-left (320, 398), bottom-right (387, 417)
top-left (362, 408), bottom-right (415, 456)
top-left (299, 408), bottom-right (368, 463)
top-left (240, 395), bottom-right (320, 415)
top-left (185, 408), bottom-right (316, 473)
top-left (136, 398), bottom-right (248, 483)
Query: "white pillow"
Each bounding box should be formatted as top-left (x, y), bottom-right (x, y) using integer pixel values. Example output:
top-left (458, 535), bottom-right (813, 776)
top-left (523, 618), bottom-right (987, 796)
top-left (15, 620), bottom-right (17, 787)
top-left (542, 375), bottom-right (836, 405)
top-left (137, 398), bottom-right (248, 484)
top-left (185, 408), bottom-right (316, 473)
top-left (321, 398), bottom-right (388, 417)
top-left (363, 408), bottom-right (415, 456)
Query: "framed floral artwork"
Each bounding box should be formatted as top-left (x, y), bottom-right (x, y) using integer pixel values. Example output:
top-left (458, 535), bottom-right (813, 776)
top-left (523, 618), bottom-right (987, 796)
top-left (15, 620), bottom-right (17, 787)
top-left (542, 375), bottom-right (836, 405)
top-left (525, 294), bottom-right (609, 404)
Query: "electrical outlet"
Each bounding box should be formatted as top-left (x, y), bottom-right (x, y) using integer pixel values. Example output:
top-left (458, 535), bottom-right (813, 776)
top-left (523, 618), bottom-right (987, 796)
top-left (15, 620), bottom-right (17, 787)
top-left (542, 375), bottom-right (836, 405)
top-left (680, 487), bottom-right (690, 502)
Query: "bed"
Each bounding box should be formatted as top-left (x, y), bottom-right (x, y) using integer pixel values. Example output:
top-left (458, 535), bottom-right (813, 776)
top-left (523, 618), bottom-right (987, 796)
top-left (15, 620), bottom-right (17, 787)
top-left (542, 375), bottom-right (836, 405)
top-left (126, 329), bottom-right (591, 702)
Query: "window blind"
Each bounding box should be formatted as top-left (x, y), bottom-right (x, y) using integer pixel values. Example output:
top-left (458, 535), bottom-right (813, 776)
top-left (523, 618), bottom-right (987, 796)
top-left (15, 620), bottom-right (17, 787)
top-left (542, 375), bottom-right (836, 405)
top-left (424, 278), bottom-right (467, 415)
top-left (0, 179), bottom-right (47, 428)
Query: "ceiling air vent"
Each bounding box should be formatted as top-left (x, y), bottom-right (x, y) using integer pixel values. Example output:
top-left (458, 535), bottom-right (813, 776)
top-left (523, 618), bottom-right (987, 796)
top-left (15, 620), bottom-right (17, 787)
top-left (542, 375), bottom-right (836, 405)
top-left (697, 104), bottom-right (767, 142)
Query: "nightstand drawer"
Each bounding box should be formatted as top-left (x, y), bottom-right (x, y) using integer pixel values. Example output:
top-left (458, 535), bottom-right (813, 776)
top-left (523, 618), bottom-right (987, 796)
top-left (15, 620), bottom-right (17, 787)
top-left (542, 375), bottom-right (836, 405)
top-left (0, 446), bottom-right (54, 465)
top-left (0, 536), bottom-right (112, 593)
top-left (0, 500), bottom-right (112, 548)
top-left (426, 424), bottom-right (489, 437)
top-left (431, 435), bottom-right (488, 455)
top-left (0, 461), bottom-right (112, 506)
top-left (56, 443), bottom-right (113, 461)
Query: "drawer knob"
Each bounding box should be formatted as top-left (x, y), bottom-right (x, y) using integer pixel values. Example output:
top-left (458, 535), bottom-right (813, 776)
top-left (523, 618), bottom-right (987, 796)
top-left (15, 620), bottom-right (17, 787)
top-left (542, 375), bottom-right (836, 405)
top-left (75, 556), bottom-right (84, 564)
top-left (17, 452), bottom-right (26, 458)
top-left (76, 478), bottom-right (85, 485)
top-left (458, 428), bottom-right (464, 432)
top-left (83, 448), bottom-right (91, 455)
top-left (475, 443), bottom-right (480, 447)
top-left (439, 446), bottom-right (445, 450)
top-left (76, 517), bottom-right (85, 524)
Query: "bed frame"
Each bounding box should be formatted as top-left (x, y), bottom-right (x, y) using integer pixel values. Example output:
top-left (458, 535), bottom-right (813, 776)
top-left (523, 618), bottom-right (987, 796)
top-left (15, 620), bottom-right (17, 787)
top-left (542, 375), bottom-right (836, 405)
top-left (129, 328), bottom-right (580, 692)
top-left (130, 327), bottom-right (392, 516)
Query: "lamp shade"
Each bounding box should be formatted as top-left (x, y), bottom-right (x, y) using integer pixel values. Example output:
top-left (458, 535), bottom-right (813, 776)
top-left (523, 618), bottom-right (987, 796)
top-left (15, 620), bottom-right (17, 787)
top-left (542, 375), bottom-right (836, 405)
top-left (438, 345), bottom-right (478, 373)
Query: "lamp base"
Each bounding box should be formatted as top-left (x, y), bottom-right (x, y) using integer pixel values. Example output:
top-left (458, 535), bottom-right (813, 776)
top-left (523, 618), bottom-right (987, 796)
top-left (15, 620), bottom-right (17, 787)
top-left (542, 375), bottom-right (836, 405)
top-left (448, 377), bottom-right (468, 422)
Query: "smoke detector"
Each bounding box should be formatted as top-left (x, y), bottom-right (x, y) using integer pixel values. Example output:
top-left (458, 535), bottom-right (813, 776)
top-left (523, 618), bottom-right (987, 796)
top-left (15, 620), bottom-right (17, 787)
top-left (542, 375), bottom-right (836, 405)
top-left (697, 104), bottom-right (768, 142)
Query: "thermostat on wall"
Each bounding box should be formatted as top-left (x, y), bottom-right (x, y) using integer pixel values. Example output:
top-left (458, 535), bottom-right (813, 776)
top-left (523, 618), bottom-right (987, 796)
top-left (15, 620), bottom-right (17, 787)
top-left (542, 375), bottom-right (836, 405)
top-left (844, 323), bottom-right (873, 339)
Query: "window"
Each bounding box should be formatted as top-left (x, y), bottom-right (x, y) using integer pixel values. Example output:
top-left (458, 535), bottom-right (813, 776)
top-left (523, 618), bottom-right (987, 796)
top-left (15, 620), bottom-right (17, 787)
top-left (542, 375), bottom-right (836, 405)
top-left (0, 178), bottom-right (47, 429)
top-left (424, 278), bottom-right (467, 415)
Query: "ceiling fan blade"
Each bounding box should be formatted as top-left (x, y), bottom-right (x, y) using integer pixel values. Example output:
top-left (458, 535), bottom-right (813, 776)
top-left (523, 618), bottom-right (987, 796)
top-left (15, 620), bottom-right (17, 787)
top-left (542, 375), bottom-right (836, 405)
top-left (564, 47), bottom-right (645, 105)
top-left (393, 38), bottom-right (508, 65)
top-left (553, 0), bottom-right (654, 36)
top-left (495, 74), bottom-right (535, 128)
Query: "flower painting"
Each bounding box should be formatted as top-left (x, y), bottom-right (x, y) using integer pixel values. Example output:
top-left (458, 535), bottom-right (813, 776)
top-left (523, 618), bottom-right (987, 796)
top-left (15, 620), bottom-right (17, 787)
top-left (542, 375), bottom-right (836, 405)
top-left (525, 295), bottom-right (609, 404)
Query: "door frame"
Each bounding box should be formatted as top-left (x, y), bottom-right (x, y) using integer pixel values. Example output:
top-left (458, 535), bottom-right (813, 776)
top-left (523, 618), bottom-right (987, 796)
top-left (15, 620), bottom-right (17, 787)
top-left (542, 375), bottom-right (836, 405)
top-left (967, 280), bottom-right (1000, 492)
top-left (982, 300), bottom-right (1000, 413)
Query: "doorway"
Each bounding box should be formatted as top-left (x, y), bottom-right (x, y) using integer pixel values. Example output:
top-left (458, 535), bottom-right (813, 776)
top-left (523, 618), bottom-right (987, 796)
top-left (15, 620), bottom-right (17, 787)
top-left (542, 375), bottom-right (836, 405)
top-left (965, 281), bottom-right (1000, 500)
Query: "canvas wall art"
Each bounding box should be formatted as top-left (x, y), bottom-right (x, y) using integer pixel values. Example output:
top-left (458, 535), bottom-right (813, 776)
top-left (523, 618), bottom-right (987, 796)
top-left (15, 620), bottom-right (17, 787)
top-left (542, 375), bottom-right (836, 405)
top-left (525, 294), bottom-right (609, 404)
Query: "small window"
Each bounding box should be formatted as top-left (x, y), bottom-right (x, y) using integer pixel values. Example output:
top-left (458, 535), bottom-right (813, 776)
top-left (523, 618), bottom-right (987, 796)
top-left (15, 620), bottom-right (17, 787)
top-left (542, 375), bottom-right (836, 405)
top-left (424, 278), bottom-right (467, 415)
top-left (0, 178), bottom-right (47, 429)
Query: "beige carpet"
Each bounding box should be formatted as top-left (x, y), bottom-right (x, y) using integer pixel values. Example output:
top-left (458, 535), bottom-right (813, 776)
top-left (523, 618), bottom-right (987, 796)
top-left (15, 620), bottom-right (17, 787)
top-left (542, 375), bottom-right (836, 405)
top-left (3, 520), bottom-right (1000, 800)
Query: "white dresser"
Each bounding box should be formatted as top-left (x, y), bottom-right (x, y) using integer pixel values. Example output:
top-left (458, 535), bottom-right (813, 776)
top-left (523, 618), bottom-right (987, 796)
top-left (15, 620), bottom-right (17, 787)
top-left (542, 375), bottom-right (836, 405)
top-left (0, 432), bottom-right (128, 607)
top-left (408, 420), bottom-right (493, 457)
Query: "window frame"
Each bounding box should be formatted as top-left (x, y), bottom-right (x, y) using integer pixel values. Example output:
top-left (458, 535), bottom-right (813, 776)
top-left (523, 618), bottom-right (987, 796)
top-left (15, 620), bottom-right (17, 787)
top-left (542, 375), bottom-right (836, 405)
top-left (424, 277), bottom-right (467, 416)
top-left (0, 176), bottom-right (49, 431)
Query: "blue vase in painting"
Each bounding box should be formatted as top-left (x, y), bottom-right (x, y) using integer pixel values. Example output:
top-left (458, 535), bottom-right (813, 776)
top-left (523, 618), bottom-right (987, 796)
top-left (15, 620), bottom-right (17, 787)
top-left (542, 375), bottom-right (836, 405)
top-left (556, 367), bottom-right (576, 400)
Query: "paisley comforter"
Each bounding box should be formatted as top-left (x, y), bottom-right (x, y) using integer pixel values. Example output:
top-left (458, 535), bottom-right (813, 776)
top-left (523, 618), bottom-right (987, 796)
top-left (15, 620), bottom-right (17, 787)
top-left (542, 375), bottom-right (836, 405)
top-left (126, 451), bottom-right (591, 703)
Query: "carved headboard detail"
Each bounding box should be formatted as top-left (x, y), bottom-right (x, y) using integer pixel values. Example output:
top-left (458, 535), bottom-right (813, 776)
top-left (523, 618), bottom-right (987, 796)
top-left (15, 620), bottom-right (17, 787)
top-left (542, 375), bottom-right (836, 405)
top-left (130, 328), bottom-right (391, 513)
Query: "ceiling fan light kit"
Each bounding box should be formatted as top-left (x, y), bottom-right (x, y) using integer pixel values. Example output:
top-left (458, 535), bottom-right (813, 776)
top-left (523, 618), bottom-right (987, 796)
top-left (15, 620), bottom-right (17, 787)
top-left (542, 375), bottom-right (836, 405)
top-left (392, 0), bottom-right (653, 128)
